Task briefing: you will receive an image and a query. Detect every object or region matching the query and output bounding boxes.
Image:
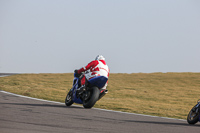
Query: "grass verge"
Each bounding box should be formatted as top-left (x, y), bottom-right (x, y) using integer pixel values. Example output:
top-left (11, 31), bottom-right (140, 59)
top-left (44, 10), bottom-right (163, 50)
top-left (1, 73), bottom-right (200, 119)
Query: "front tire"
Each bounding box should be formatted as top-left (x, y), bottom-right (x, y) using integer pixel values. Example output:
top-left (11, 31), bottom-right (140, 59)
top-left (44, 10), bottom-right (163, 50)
top-left (83, 87), bottom-right (100, 109)
top-left (187, 106), bottom-right (199, 124)
top-left (65, 90), bottom-right (74, 106)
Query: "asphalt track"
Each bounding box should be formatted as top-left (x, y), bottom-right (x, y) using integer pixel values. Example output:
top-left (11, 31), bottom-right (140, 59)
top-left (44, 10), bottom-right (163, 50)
top-left (0, 91), bottom-right (200, 133)
top-left (0, 73), bottom-right (19, 77)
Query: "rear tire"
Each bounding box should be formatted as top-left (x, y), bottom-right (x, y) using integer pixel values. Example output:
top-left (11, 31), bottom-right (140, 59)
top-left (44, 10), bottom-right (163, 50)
top-left (65, 90), bottom-right (74, 106)
top-left (187, 106), bottom-right (199, 124)
top-left (83, 87), bottom-right (100, 109)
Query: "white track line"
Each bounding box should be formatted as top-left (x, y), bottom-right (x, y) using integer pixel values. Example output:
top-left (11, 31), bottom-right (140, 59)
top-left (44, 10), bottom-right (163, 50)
top-left (0, 75), bottom-right (11, 77)
top-left (0, 90), bottom-right (64, 104)
top-left (0, 90), bottom-right (186, 122)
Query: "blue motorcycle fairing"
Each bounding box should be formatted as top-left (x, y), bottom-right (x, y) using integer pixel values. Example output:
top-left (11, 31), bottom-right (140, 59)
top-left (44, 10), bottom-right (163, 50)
top-left (73, 91), bottom-right (83, 104)
top-left (88, 76), bottom-right (108, 89)
top-left (71, 74), bottom-right (107, 104)
top-left (71, 75), bottom-right (83, 104)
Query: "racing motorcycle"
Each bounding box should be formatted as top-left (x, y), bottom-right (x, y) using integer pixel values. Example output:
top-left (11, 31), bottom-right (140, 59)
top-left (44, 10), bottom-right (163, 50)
top-left (65, 72), bottom-right (108, 108)
top-left (187, 99), bottom-right (200, 124)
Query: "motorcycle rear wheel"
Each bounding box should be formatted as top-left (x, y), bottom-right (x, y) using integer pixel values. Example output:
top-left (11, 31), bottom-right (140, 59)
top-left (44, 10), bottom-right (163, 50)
top-left (83, 87), bottom-right (100, 109)
top-left (65, 90), bottom-right (74, 106)
top-left (187, 106), bottom-right (199, 124)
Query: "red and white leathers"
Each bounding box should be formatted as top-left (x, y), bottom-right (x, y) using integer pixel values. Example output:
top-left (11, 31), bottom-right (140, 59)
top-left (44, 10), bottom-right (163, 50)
top-left (77, 60), bottom-right (109, 90)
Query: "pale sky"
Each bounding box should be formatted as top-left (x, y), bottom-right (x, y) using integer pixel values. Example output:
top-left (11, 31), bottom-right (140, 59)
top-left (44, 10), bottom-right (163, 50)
top-left (0, 0), bottom-right (200, 73)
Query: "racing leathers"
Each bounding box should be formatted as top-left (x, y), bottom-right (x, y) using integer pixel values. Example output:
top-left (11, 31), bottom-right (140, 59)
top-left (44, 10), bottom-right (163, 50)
top-left (75, 59), bottom-right (109, 93)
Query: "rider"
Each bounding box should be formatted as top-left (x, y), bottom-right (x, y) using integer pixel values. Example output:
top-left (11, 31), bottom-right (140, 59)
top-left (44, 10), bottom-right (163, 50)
top-left (74, 55), bottom-right (110, 97)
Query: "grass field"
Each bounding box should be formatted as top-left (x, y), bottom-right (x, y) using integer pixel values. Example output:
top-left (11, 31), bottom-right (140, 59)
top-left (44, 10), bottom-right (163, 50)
top-left (1, 73), bottom-right (200, 119)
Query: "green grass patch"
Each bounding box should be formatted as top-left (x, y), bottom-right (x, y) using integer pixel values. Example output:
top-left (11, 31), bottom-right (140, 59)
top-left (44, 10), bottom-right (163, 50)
top-left (1, 73), bottom-right (200, 119)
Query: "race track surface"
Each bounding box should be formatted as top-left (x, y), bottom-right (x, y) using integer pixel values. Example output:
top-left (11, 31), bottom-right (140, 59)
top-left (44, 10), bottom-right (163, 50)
top-left (0, 73), bottom-right (19, 77)
top-left (0, 91), bottom-right (199, 133)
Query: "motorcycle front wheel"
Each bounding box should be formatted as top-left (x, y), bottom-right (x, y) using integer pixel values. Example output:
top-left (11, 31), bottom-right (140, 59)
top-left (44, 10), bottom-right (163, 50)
top-left (65, 90), bottom-right (74, 106)
top-left (83, 87), bottom-right (100, 109)
top-left (187, 106), bottom-right (199, 124)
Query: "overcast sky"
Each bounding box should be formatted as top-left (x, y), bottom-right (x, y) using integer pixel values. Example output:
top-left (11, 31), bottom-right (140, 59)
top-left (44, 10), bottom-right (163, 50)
top-left (0, 0), bottom-right (200, 73)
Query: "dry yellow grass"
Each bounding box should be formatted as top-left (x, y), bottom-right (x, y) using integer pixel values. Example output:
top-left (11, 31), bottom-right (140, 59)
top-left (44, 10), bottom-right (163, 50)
top-left (1, 73), bottom-right (200, 119)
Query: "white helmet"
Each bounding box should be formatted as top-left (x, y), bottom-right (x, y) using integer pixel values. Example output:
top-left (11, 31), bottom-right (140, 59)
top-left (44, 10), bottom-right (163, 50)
top-left (95, 55), bottom-right (105, 60)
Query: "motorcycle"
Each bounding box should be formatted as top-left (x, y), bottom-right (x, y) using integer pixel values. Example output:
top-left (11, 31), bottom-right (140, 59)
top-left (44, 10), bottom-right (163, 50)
top-left (65, 72), bottom-right (108, 108)
top-left (187, 99), bottom-right (200, 124)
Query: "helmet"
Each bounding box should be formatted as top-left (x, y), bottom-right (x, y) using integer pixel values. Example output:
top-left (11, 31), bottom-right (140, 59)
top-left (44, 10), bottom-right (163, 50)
top-left (95, 55), bottom-right (105, 60)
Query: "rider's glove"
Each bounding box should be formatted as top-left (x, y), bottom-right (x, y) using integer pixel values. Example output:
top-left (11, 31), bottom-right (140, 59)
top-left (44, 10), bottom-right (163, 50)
top-left (74, 69), bottom-right (78, 74)
top-left (74, 69), bottom-right (80, 77)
